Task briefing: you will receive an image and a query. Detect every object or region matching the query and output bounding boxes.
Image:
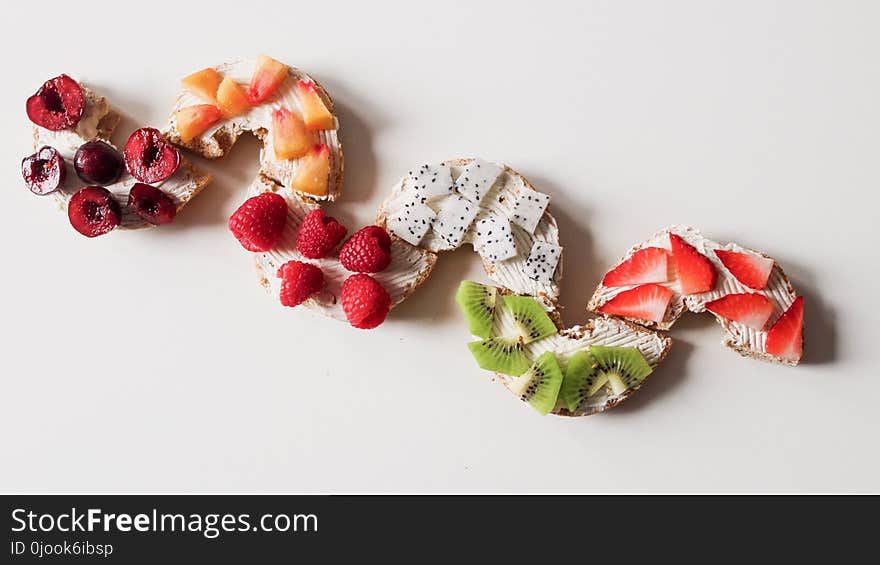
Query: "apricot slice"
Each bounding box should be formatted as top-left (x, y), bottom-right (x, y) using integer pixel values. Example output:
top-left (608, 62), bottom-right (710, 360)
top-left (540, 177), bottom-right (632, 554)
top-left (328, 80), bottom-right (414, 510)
top-left (181, 68), bottom-right (223, 104)
top-left (248, 55), bottom-right (288, 104)
top-left (297, 80), bottom-right (335, 130)
top-left (175, 105), bottom-right (222, 143)
top-left (293, 144), bottom-right (331, 197)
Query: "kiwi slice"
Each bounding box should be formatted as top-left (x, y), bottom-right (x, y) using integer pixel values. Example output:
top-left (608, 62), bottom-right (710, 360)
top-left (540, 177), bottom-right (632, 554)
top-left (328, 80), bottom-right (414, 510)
top-left (560, 350), bottom-right (604, 412)
top-left (456, 281), bottom-right (497, 339)
top-left (510, 351), bottom-right (564, 415)
top-left (501, 295), bottom-right (557, 343)
top-left (588, 346), bottom-right (653, 396)
top-left (467, 337), bottom-right (530, 376)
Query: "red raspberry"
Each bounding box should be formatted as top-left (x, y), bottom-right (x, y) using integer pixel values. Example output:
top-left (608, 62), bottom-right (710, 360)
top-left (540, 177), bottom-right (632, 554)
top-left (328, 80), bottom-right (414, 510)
top-left (295, 209), bottom-right (347, 259)
top-left (278, 261), bottom-right (324, 307)
top-left (228, 192), bottom-right (288, 252)
top-left (339, 225), bottom-right (392, 273)
top-left (340, 274), bottom-right (391, 329)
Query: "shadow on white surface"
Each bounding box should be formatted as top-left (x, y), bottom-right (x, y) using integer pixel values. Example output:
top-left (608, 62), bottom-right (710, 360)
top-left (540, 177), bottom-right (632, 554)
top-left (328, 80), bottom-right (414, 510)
top-left (605, 316), bottom-right (718, 416)
top-left (321, 92), bottom-right (382, 209)
top-left (392, 247), bottom-right (476, 323)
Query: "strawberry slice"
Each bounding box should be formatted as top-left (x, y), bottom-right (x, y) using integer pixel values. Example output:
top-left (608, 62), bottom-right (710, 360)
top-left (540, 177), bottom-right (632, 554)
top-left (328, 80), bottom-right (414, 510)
top-left (670, 233), bottom-right (716, 294)
top-left (598, 283), bottom-right (673, 323)
top-left (602, 247), bottom-right (669, 287)
top-left (714, 249), bottom-right (774, 290)
top-left (705, 292), bottom-right (774, 330)
top-left (765, 297), bottom-right (804, 362)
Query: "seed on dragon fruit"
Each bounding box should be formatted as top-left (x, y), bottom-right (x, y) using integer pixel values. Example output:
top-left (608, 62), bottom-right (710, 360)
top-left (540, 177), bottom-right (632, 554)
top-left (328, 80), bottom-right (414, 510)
top-left (408, 163), bottom-right (454, 202)
top-left (454, 158), bottom-right (502, 206)
top-left (524, 240), bottom-right (562, 284)
top-left (474, 215), bottom-right (517, 263)
top-left (432, 194), bottom-right (479, 249)
top-left (386, 198), bottom-right (437, 246)
top-left (511, 190), bottom-right (551, 234)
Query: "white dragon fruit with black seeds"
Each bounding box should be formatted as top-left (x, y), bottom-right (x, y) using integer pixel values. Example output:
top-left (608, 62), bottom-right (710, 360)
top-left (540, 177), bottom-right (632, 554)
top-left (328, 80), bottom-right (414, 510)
top-left (454, 158), bottom-right (502, 206)
top-left (524, 240), bottom-right (562, 284)
top-left (474, 215), bottom-right (517, 262)
top-left (511, 190), bottom-right (551, 234)
top-left (432, 194), bottom-right (479, 249)
top-left (386, 198), bottom-right (437, 246)
top-left (408, 163), bottom-right (454, 202)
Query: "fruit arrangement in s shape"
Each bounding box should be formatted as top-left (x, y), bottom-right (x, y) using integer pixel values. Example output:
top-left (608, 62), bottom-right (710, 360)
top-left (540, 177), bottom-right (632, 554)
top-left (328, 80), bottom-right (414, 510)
top-left (19, 55), bottom-right (805, 417)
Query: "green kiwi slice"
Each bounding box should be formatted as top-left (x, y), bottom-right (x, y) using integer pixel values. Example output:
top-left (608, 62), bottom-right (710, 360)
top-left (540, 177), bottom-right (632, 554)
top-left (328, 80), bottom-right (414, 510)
top-left (510, 351), bottom-right (564, 415)
top-left (588, 346), bottom-right (653, 396)
top-left (501, 295), bottom-right (558, 343)
top-left (456, 281), bottom-right (497, 339)
top-left (467, 337), bottom-right (530, 376)
top-left (560, 350), bottom-right (604, 412)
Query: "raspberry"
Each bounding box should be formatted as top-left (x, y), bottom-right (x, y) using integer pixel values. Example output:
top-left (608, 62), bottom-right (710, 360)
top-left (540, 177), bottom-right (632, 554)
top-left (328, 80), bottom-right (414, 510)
top-left (340, 274), bottom-right (391, 329)
top-left (295, 209), bottom-right (347, 259)
top-left (278, 261), bottom-right (324, 307)
top-left (228, 192), bottom-right (288, 252)
top-left (339, 225), bottom-right (392, 273)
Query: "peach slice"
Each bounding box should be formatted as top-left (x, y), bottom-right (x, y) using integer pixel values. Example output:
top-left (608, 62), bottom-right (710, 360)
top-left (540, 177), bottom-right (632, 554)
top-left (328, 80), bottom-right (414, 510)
top-left (175, 105), bottom-right (222, 143)
top-left (272, 107), bottom-right (312, 160)
top-left (216, 77), bottom-right (251, 119)
top-left (293, 144), bottom-right (331, 197)
top-left (248, 55), bottom-right (288, 104)
top-left (181, 68), bottom-right (223, 104)
top-left (296, 80), bottom-right (336, 130)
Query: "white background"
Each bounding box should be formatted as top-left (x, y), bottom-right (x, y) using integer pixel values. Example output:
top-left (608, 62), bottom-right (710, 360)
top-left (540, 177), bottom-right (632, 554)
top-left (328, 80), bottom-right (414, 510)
top-left (1, 0), bottom-right (877, 493)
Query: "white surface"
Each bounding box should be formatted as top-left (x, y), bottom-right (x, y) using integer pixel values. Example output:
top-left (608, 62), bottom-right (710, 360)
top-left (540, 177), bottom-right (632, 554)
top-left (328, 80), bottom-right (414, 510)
top-left (1, 0), bottom-right (877, 493)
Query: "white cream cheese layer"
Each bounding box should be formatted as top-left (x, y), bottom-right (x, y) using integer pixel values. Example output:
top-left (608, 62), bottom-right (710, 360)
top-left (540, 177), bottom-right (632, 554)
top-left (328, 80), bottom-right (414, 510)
top-left (589, 225), bottom-right (797, 357)
top-left (249, 177), bottom-right (437, 321)
top-left (379, 161), bottom-right (562, 300)
top-left (33, 87), bottom-right (207, 230)
top-left (165, 58), bottom-right (342, 201)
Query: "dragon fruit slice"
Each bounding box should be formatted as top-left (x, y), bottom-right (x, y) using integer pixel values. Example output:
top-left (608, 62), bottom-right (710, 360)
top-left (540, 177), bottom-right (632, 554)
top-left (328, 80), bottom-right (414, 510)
top-left (454, 158), bottom-right (502, 206)
top-left (511, 190), bottom-right (551, 234)
top-left (408, 163), bottom-right (454, 202)
top-left (432, 194), bottom-right (479, 249)
top-left (474, 215), bottom-right (517, 262)
top-left (386, 198), bottom-right (437, 246)
top-left (524, 240), bottom-right (562, 284)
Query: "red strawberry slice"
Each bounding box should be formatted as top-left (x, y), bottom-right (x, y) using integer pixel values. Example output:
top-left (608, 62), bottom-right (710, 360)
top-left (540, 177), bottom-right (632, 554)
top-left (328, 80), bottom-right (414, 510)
top-left (602, 247), bottom-right (669, 287)
top-left (765, 296), bottom-right (804, 362)
top-left (598, 283), bottom-right (673, 323)
top-left (670, 233), bottom-right (717, 294)
top-left (714, 249), bottom-right (774, 290)
top-left (705, 292), bottom-right (774, 330)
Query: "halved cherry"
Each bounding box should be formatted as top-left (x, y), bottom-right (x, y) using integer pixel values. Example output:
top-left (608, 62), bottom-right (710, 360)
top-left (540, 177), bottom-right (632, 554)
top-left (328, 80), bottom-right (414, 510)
top-left (128, 183), bottom-right (177, 225)
top-left (124, 128), bottom-right (181, 183)
top-left (22, 146), bottom-right (66, 195)
top-left (26, 74), bottom-right (85, 131)
top-left (68, 186), bottom-right (121, 238)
